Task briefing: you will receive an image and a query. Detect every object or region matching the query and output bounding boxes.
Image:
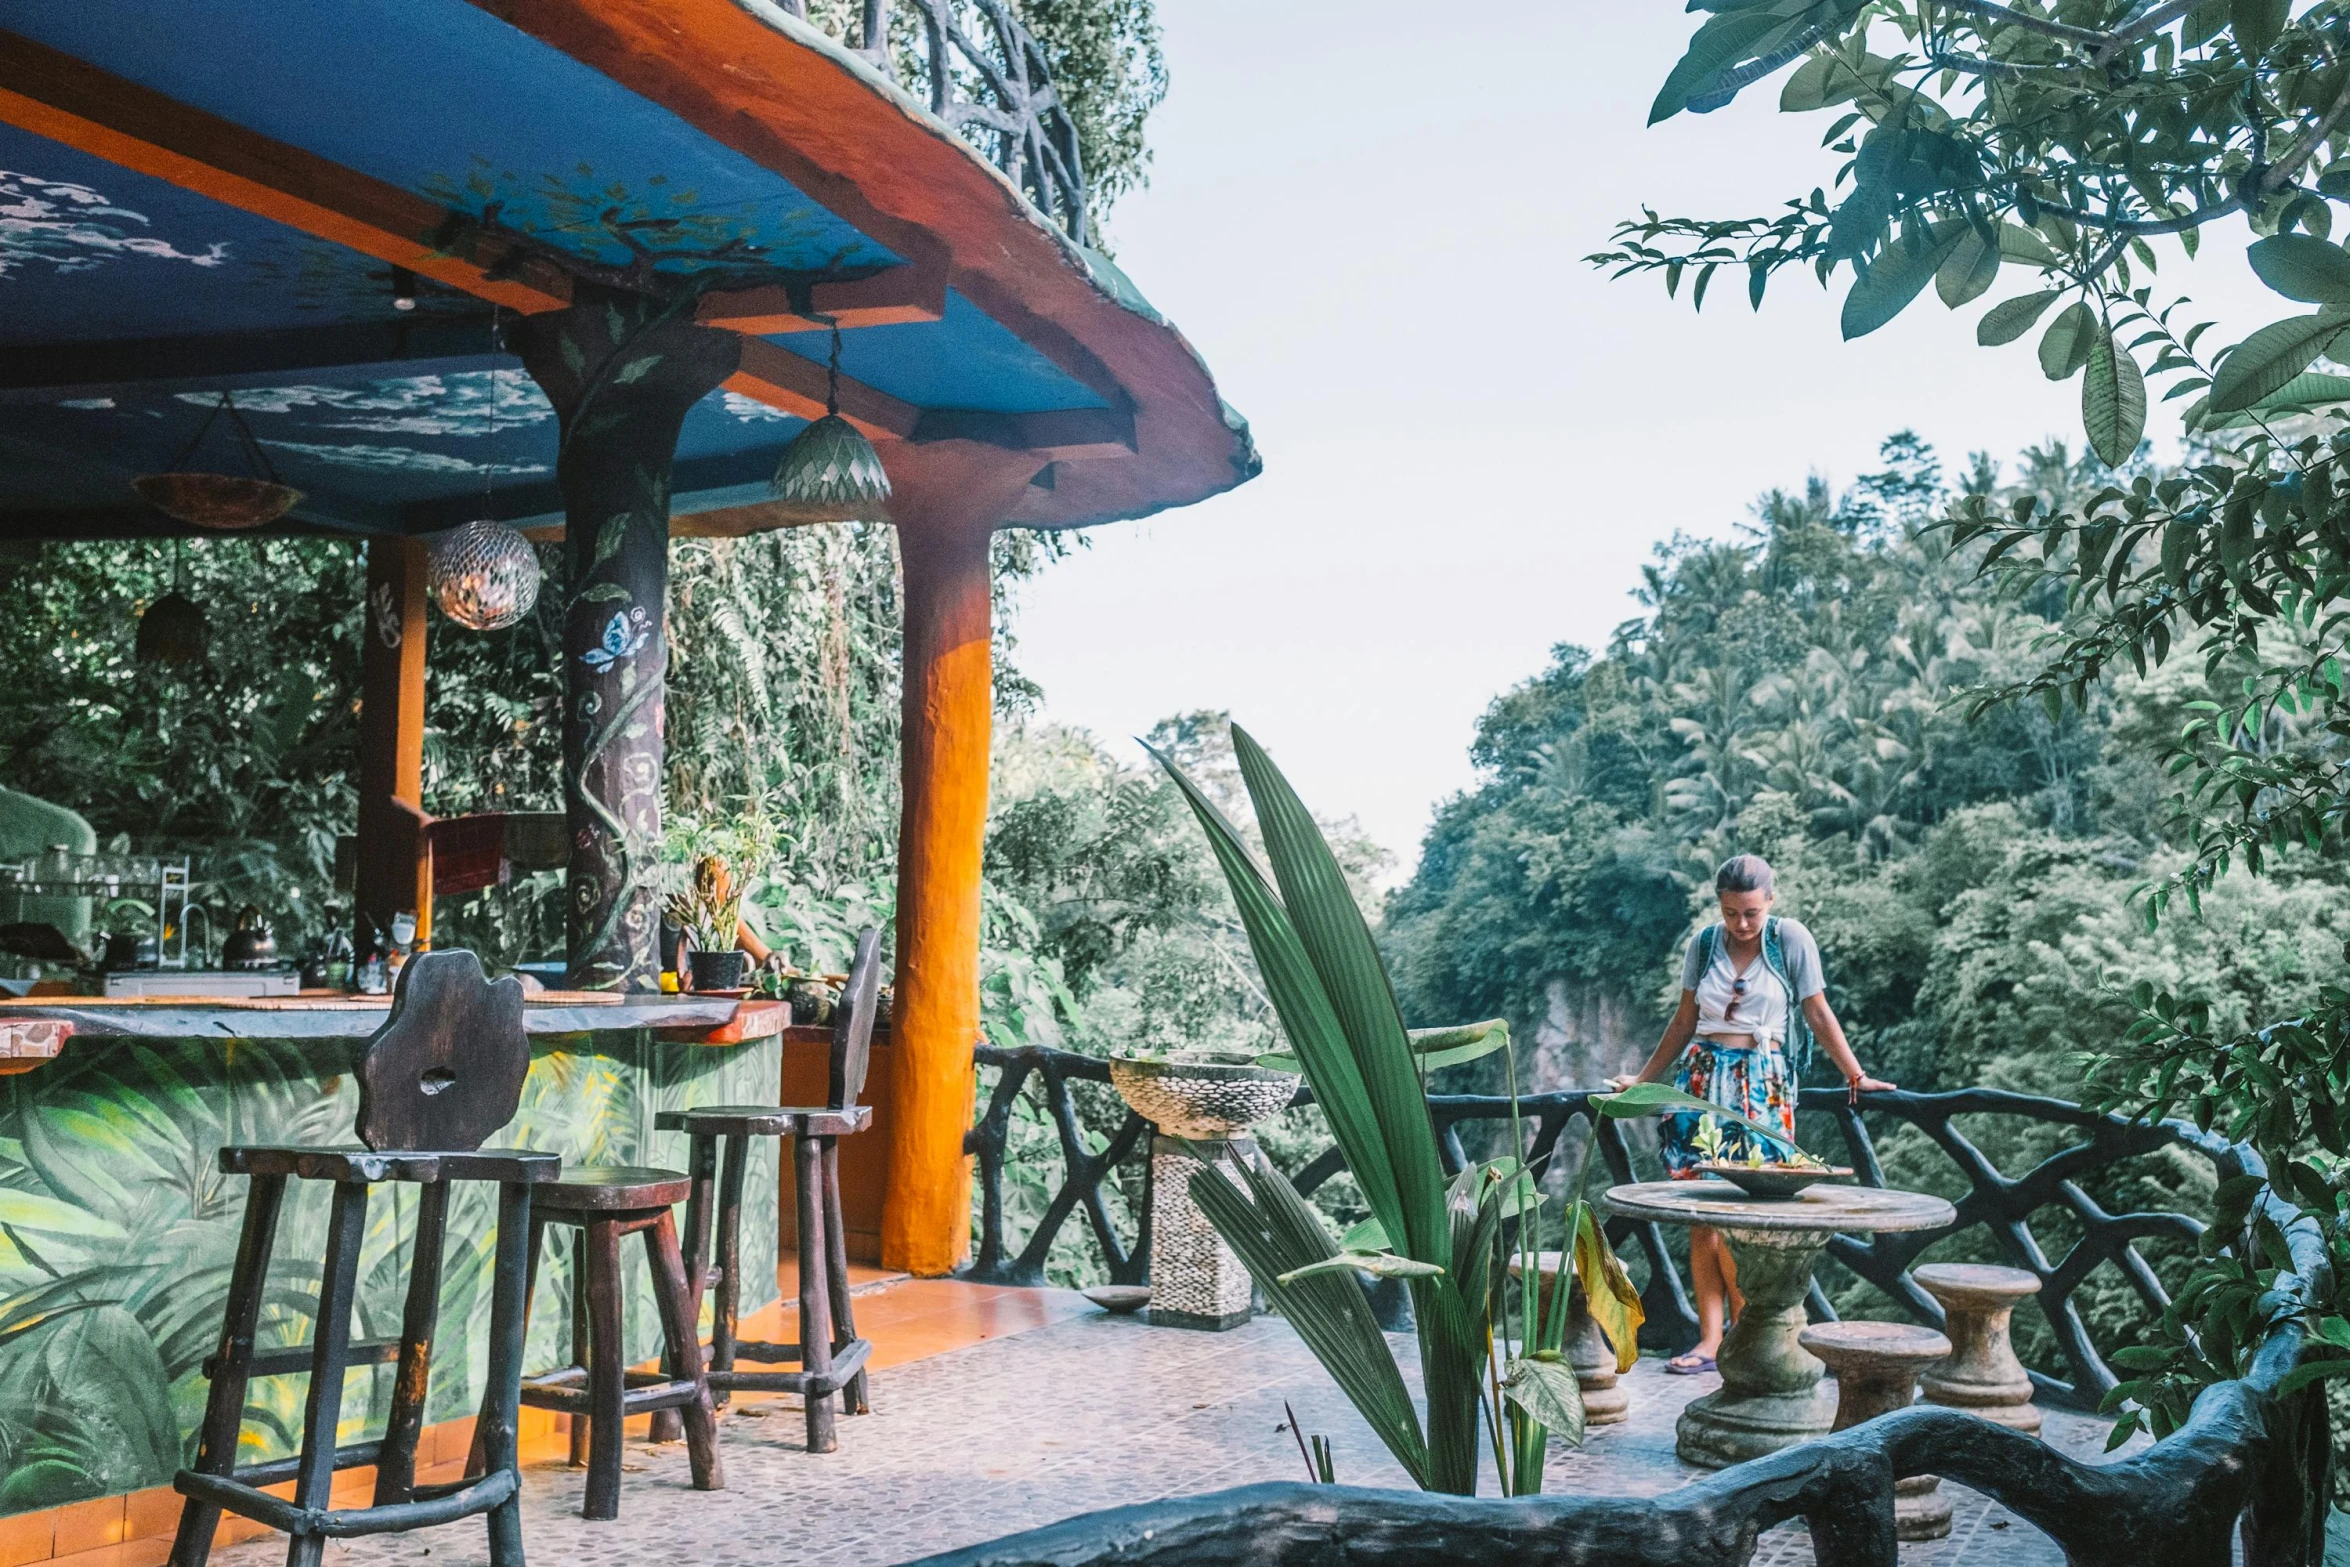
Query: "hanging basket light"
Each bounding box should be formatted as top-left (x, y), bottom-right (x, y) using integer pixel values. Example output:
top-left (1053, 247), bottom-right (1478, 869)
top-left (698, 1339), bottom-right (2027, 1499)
top-left (769, 321), bottom-right (890, 523)
top-left (131, 392), bottom-right (302, 530)
top-left (427, 519), bottom-right (541, 631)
top-left (136, 540), bottom-right (207, 665)
top-left (135, 590), bottom-right (208, 665)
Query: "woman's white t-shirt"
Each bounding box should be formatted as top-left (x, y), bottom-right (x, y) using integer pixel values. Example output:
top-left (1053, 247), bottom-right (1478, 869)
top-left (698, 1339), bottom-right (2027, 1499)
top-left (1680, 920), bottom-right (1825, 1050)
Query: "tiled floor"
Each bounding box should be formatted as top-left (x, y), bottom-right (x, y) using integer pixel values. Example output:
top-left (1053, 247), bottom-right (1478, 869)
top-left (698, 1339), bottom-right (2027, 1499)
top-left (203, 1284), bottom-right (2140, 1567)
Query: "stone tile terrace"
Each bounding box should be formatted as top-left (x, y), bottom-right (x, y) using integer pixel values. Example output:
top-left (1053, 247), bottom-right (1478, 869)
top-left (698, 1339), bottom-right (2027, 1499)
top-left (214, 1280), bottom-right (2136, 1567)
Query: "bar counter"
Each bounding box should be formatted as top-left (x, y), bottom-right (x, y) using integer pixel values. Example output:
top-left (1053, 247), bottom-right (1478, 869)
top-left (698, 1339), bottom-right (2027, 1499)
top-left (0, 988), bottom-right (891, 1529)
top-left (0, 989), bottom-right (794, 1044)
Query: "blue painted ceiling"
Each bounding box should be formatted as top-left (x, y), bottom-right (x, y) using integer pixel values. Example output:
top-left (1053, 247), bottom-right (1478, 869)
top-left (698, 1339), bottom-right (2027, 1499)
top-left (0, 2), bottom-right (1108, 534)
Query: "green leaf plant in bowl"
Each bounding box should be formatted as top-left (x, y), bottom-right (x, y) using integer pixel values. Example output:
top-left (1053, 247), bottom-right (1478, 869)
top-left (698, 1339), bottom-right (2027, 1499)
top-left (1589, 1081), bottom-right (1850, 1200)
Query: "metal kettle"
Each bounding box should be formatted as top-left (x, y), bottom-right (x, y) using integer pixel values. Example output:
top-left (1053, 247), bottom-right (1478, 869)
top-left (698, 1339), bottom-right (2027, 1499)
top-left (221, 905), bottom-right (279, 970)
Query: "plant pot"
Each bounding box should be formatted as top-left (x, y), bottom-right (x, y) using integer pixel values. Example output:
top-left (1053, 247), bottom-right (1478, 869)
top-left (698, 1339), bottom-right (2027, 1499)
top-left (687, 949), bottom-right (751, 993)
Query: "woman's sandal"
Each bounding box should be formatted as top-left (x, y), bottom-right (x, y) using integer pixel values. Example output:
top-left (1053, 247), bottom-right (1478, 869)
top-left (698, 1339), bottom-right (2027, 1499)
top-left (1665, 1352), bottom-right (1717, 1375)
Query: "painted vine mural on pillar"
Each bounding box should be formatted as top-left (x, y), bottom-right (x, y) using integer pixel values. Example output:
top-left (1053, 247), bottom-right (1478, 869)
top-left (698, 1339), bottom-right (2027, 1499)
top-left (511, 287), bottom-right (739, 990)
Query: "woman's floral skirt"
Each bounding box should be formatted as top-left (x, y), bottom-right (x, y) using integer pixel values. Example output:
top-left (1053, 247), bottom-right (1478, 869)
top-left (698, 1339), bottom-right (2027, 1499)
top-left (1659, 1037), bottom-right (1795, 1178)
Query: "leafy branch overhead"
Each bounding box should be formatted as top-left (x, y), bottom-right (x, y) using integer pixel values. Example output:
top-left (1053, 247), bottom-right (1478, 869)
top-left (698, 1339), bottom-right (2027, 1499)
top-left (1593, 2), bottom-right (2350, 467)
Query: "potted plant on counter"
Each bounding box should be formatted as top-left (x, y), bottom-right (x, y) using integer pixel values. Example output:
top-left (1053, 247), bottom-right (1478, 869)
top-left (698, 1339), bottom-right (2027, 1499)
top-left (666, 855), bottom-right (751, 994)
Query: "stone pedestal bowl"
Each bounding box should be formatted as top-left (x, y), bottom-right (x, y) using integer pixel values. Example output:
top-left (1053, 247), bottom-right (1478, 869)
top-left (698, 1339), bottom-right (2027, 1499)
top-left (1106, 1053), bottom-right (1301, 1138)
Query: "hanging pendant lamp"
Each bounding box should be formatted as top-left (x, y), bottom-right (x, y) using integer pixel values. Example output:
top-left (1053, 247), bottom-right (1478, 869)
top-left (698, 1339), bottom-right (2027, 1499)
top-left (132, 390), bottom-right (303, 530)
top-left (426, 347), bottom-right (541, 632)
top-left (136, 539), bottom-right (208, 665)
top-left (428, 518), bottom-right (541, 631)
top-left (769, 320), bottom-right (891, 523)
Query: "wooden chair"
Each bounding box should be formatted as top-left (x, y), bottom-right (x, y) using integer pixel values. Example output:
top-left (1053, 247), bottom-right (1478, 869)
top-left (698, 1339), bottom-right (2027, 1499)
top-left (487, 1158), bottom-right (724, 1518)
top-left (169, 949), bottom-right (556, 1567)
top-left (654, 925), bottom-right (881, 1453)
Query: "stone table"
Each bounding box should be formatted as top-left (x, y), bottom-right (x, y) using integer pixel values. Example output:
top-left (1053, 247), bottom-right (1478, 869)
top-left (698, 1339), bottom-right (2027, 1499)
top-left (1604, 1179), bottom-right (1956, 1468)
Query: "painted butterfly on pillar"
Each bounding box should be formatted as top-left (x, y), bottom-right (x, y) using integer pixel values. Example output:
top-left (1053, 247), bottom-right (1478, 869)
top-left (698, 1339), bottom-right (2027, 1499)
top-left (580, 606), bottom-right (650, 671)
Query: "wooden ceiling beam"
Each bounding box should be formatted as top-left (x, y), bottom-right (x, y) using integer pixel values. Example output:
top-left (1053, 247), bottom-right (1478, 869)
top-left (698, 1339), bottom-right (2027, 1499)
top-left (0, 29), bottom-right (571, 312)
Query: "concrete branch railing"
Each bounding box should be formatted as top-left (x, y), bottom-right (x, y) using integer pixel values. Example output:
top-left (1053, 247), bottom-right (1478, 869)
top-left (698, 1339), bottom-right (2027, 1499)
top-left (953, 1052), bottom-right (2332, 1566)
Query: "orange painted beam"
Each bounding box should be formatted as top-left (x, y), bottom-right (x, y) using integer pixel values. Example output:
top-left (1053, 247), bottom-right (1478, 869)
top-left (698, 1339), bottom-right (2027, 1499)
top-left (0, 30), bottom-right (569, 313)
top-left (883, 444), bottom-right (1046, 1275)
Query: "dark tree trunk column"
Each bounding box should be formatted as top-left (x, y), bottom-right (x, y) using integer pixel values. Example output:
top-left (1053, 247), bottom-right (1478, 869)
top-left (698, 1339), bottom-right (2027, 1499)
top-left (512, 284), bottom-right (739, 991)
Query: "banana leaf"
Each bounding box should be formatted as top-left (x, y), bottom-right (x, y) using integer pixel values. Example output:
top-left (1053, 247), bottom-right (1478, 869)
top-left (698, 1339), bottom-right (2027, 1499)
top-left (1186, 1149), bottom-right (1431, 1486)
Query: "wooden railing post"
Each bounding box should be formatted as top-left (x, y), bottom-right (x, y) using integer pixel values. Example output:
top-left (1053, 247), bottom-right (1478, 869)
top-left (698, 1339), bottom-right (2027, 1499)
top-left (883, 445), bottom-right (1044, 1275)
top-left (355, 535), bottom-right (431, 953)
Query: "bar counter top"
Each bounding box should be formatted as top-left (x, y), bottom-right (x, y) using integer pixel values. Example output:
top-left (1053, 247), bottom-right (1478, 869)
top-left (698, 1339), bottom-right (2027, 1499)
top-left (0, 990), bottom-right (799, 1045)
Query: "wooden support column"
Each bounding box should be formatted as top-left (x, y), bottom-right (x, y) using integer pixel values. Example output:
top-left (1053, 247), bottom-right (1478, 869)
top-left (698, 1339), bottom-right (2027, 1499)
top-left (883, 445), bottom-right (1046, 1276)
top-left (511, 283), bottom-right (740, 991)
top-left (355, 535), bottom-right (431, 952)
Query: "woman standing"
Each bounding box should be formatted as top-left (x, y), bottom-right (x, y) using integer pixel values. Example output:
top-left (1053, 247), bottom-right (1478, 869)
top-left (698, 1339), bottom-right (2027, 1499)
top-left (1612, 854), bottom-right (1894, 1374)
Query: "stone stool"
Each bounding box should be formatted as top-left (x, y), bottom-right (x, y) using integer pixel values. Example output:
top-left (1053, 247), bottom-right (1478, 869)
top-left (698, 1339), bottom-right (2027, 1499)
top-left (1798, 1320), bottom-right (1954, 1541)
top-left (1914, 1263), bottom-right (2043, 1434)
top-left (1508, 1252), bottom-right (1630, 1426)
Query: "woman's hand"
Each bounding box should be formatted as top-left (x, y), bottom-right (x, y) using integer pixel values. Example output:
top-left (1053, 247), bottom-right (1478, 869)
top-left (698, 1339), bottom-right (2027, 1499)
top-left (1850, 1075), bottom-right (1896, 1092)
top-left (1604, 1073), bottom-right (1645, 1092)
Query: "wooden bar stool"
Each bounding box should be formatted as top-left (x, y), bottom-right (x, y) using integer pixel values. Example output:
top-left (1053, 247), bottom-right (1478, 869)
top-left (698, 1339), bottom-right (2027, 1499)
top-left (655, 926), bottom-right (881, 1454)
top-left (170, 951), bottom-right (555, 1567)
top-left (490, 1165), bottom-right (723, 1520)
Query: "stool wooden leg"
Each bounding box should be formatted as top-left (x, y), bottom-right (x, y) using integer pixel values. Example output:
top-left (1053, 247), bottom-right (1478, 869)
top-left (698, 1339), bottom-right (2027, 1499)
top-left (682, 1130), bottom-right (719, 1306)
top-left (710, 1133), bottom-right (747, 1409)
top-left (480, 1180), bottom-right (535, 1567)
top-left (285, 1180), bottom-right (370, 1567)
top-left (581, 1217), bottom-right (626, 1521)
top-left (568, 1228), bottom-right (592, 1469)
top-left (821, 1138), bottom-right (868, 1414)
top-left (468, 1209), bottom-right (547, 1480)
top-left (793, 1133), bottom-right (839, 1454)
top-left (653, 1131), bottom-right (722, 1445)
top-left (374, 1179), bottom-right (449, 1505)
top-left (645, 1209), bottom-right (724, 1492)
top-left (170, 1172), bottom-right (286, 1567)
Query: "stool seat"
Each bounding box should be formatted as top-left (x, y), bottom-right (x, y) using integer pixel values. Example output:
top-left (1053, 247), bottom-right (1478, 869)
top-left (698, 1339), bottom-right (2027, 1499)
top-left (222, 1146), bottom-right (561, 1185)
top-left (656, 1104), bottom-right (873, 1138)
top-left (532, 1166), bottom-right (693, 1210)
top-left (1912, 1262), bottom-right (2042, 1304)
top-left (1799, 1320), bottom-right (1953, 1371)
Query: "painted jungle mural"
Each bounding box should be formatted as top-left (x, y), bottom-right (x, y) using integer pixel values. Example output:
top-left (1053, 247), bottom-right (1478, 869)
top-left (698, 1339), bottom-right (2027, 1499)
top-left (0, 1031), bottom-right (780, 1517)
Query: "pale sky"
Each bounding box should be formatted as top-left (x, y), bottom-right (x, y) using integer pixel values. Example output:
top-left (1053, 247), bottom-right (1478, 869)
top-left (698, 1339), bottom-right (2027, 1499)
top-left (1011, 0), bottom-right (2289, 875)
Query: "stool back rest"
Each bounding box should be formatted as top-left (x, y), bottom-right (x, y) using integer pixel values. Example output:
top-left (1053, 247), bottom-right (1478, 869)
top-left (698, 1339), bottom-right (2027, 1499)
top-left (830, 926), bottom-right (882, 1111)
top-left (354, 948), bottom-right (529, 1152)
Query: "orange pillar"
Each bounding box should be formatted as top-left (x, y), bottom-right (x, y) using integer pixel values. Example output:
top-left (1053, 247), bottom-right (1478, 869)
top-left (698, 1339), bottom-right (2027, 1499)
top-left (882, 446), bottom-right (1045, 1276)
top-left (355, 535), bottom-right (431, 952)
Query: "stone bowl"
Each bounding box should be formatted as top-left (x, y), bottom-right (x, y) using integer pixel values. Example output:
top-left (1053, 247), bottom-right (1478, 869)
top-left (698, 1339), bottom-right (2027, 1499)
top-left (1695, 1162), bottom-right (1853, 1200)
top-left (1107, 1053), bottom-right (1301, 1138)
top-left (1082, 1285), bottom-right (1152, 1315)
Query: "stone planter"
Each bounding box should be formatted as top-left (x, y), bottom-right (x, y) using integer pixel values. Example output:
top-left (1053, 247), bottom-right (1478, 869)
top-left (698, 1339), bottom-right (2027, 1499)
top-left (1108, 1054), bottom-right (1300, 1331)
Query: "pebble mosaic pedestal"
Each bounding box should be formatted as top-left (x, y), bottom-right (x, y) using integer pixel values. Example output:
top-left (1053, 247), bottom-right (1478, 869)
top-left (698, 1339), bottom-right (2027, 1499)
top-left (1603, 1180), bottom-right (1956, 1468)
top-left (1147, 1134), bottom-right (1258, 1330)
